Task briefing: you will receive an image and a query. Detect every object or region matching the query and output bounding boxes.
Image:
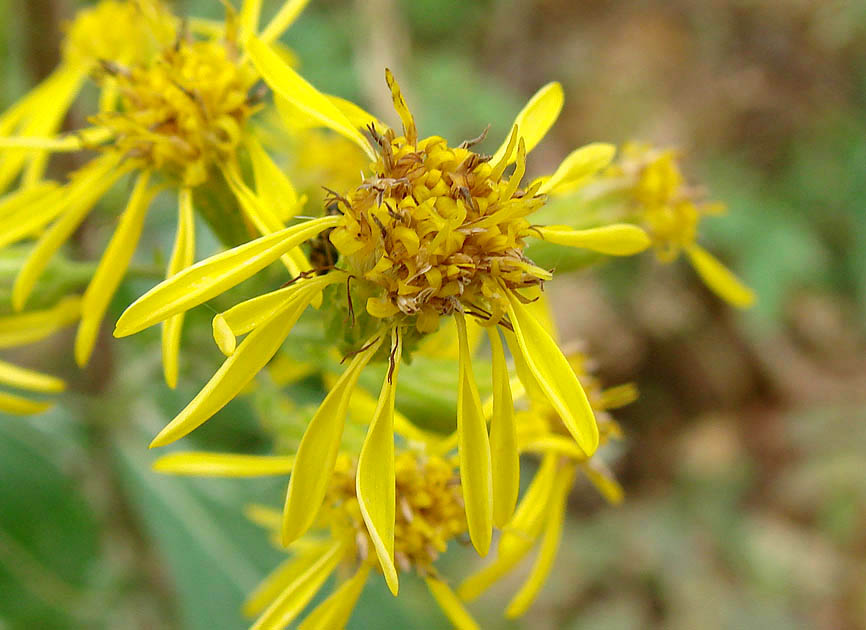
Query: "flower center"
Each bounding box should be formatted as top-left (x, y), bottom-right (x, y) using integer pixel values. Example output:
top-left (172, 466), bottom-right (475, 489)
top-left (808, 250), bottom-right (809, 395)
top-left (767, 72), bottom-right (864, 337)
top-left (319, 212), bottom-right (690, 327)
top-left (92, 34), bottom-right (258, 186)
top-left (327, 76), bottom-right (551, 334)
top-left (325, 453), bottom-right (466, 575)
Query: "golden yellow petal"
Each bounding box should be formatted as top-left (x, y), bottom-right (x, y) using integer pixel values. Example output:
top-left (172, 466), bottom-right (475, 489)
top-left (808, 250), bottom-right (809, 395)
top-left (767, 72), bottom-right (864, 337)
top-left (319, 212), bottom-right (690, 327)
top-left (536, 224), bottom-right (651, 256)
top-left (297, 562), bottom-right (372, 630)
top-left (491, 82), bottom-right (563, 166)
top-left (686, 244), bottom-right (756, 308)
top-left (0, 296), bottom-right (80, 349)
top-left (487, 327), bottom-right (519, 528)
top-left (258, 0), bottom-right (311, 44)
top-left (456, 313), bottom-right (493, 557)
top-left (537, 142), bottom-right (616, 195)
top-left (0, 392), bottom-right (53, 416)
top-left (282, 336), bottom-right (384, 545)
top-left (152, 452), bottom-right (294, 477)
top-left (504, 291), bottom-right (599, 456)
top-left (356, 330), bottom-right (402, 596)
top-left (426, 577), bottom-right (480, 630)
top-left (0, 359), bottom-right (64, 393)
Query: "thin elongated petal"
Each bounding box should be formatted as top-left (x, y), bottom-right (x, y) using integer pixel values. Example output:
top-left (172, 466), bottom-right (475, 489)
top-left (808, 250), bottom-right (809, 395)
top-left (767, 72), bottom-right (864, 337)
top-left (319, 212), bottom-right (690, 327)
top-left (504, 290), bottom-right (599, 456)
top-left (505, 464), bottom-right (576, 618)
top-left (162, 188), bottom-right (197, 388)
top-left (457, 538), bottom-right (533, 603)
top-left (0, 392), bottom-right (53, 415)
top-left (240, 0), bottom-right (263, 35)
top-left (213, 274), bottom-right (341, 356)
top-left (76, 172), bottom-right (156, 366)
top-left (282, 336), bottom-right (384, 545)
top-left (582, 461), bottom-right (625, 505)
top-left (246, 136), bottom-right (300, 222)
top-left (487, 327), bottom-right (519, 528)
top-left (0, 296), bottom-right (80, 349)
top-left (455, 313), bottom-right (493, 556)
top-left (499, 453), bottom-right (558, 558)
top-left (0, 126), bottom-right (111, 152)
top-left (356, 330), bottom-right (402, 596)
top-left (536, 224), bottom-right (650, 256)
top-left (298, 562), bottom-right (371, 630)
top-left (258, 0), bottom-right (311, 44)
top-left (114, 216), bottom-right (339, 336)
top-left (491, 82), bottom-right (563, 166)
top-left (537, 143), bottom-right (616, 194)
top-left (243, 544), bottom-right (328, 617)
top-left (221, 160), bottom-right (311, 277)
top-left (149, 281), bottom-right (327, 448)
top-left (0, 183), bottom-right (58, 220)
top-left (0, 359), bottom-right (64, 393)
top-left (327, 95), bottom-right (382, 132)
top-left (152, 452), bottom-right (294, 477)
top-left (247, 36), bottom-right (374, 159)
top-left (250, 539), bottom-right (347, 630)
top-left (13, 156), bottom-right (131, 310)
top-left (686, 244), bottom-right (755, 308)
top-left (523, 435), bottom-right (586, 460)
top-left (426, 577), bottom-right (480, 630)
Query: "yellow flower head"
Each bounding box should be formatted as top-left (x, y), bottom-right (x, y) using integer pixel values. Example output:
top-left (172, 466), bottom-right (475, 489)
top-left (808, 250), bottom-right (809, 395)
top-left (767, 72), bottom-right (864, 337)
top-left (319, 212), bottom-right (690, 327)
top-left (113, 46), bottom-right (654, 561)
top-left (0, 1), bottom-right (316, 383)
top-left (90, 34), bottom-right (259, 187)
top-left (154, 448), bottom-right (481, 630)
top-left (0, 296), bottom-right (79, 415)
top-left (611, 143), bottom-right (756, 308)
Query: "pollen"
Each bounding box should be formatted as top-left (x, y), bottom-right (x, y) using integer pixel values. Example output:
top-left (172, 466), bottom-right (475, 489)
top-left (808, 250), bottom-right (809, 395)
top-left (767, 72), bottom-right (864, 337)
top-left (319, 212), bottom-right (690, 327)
top-left (328, 71), bottom-right (550, 334)
top-left (324, 452), bottom-right (467, 575)
top-left (91, 31), bottom-right (259, 187)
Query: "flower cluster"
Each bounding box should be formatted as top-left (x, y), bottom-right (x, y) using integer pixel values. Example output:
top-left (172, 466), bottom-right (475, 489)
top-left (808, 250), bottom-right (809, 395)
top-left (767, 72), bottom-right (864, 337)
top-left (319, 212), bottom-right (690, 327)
top-left (0, 1), bottom-right (755, 627)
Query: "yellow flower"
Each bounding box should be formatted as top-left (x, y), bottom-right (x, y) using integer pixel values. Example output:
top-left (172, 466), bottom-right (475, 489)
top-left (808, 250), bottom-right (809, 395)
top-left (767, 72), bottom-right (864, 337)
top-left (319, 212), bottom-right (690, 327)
top-left (611, 143), bottom-right (755, 308)
top-left (0, 0), bottom-right (175, 195)
top-left (154, 448), bottom-right (481, 629)
top-left (113, 51), bottom-right (653, 557)
top-left (459, 296), bottom-right (633, 618)
top-left (0, 296), bottom-right (80, 414)
top-left (0, 1), bottom-right (315, 385)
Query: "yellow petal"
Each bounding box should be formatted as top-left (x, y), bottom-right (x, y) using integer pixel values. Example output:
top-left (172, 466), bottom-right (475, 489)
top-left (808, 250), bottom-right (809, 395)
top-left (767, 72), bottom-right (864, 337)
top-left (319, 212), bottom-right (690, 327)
top-left (0, 296), bottom-right (80, 349)
top-left (582, 460), bottom-right (624, 506)
top-left (487, 327), bottom-right (519, 528)
top-left (504, 290), bottom-right (599, 456)
top-left (258, 0), bottom-right (311, 44)
top-left (214, 274), bottom-right (341, 356)
top-left (298, 562), bottom-right (371, 630)
top-left (114, 215), bottom-right (339, 337)
top-left (246, 136), bottom-right (300, 222)
top-left (247, 36), bottom-right (374, 159)
top-left (0, 182), bottom-right (58, 221)
top-left (240, 0), bottom-right (263, 36)
top-left (505, 464), bottom-right (576, 618)
top-left (282, 336), bottom-right (384, 545)
top-left (523, 435), bottom-right (586, 460)
top-left (327, 94), bottom-right (382, 133)
top-left (250, 538), bottom-right (347, 630)
top-left (243, 543), bottom-right (329, 617)
top-left (149, 281), bottom-right (326, 448)
top-left (426, 577), bottom-right (480, 630)
top-left (0, 126), bottom-right (111, 152)
top-left (13, 155), bottom-right (131, 310)
top-left (152, 452), bottom-right (294, 477)
top-left (537, 142), bottom-right (616, 195)
top-left (161, 188), bottom-right (197, 389)
top-left (221, 160), bottom-right (311, 277)
top-left (356, 330), bottom-right (402, 596)
top-left (76, 171), bottom-right (156, 366)
top-left (385, 69), bottom-right (416, 143)
top-left (491, 82), bottom-right (563, 166)
top-left (498, 452), bottom-right (558, 558)
top-left (0, 392), bottom-right (53, 416)
top-left (0, 359), bottom-right (64, 393)
top-left (686, 244), bottom-right (755, 308)
top-left (455, 313), bottom-right (493, 557)
top-left (536, 224), bottom-right (651, 256)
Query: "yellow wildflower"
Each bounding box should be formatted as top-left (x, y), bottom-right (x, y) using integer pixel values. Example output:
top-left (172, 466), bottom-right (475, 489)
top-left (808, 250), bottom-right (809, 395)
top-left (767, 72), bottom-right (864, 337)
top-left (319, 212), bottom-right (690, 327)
top-left (0, 0), bottom-right (174, 195)
top-left (611, 143), bottom-right (755, 308)
top-left (154, 448), bottom-right (481, 629)
top-left (459, 297), bottom-right (634, 618)
top-left (113, 51), bottom-right (653, 557)
top-left (0, 1), bottom-right (314, 385)
top-left (0, 296), bottom-right (80, 414)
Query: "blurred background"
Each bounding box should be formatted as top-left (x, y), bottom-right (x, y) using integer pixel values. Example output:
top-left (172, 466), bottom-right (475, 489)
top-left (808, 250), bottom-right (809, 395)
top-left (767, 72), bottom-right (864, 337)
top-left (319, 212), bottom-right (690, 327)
top-left (1, 0), bottom-right (865, 628)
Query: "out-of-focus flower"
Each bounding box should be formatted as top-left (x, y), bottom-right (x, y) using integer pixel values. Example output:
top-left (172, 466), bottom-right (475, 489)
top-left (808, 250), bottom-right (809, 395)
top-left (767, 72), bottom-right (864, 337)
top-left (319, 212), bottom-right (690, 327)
top-left (155, 448), bottom-right (481, 628)
top-left (610, 143), bottom-right (755, 307)
top-left (0, 1), bottom-right (315, 385)
top-left (0, 296), bottom-right (79, 414)
top-left (0, 0), bottom-right (175, 195)
top-left (113, 57), bottom-right (652, 558)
